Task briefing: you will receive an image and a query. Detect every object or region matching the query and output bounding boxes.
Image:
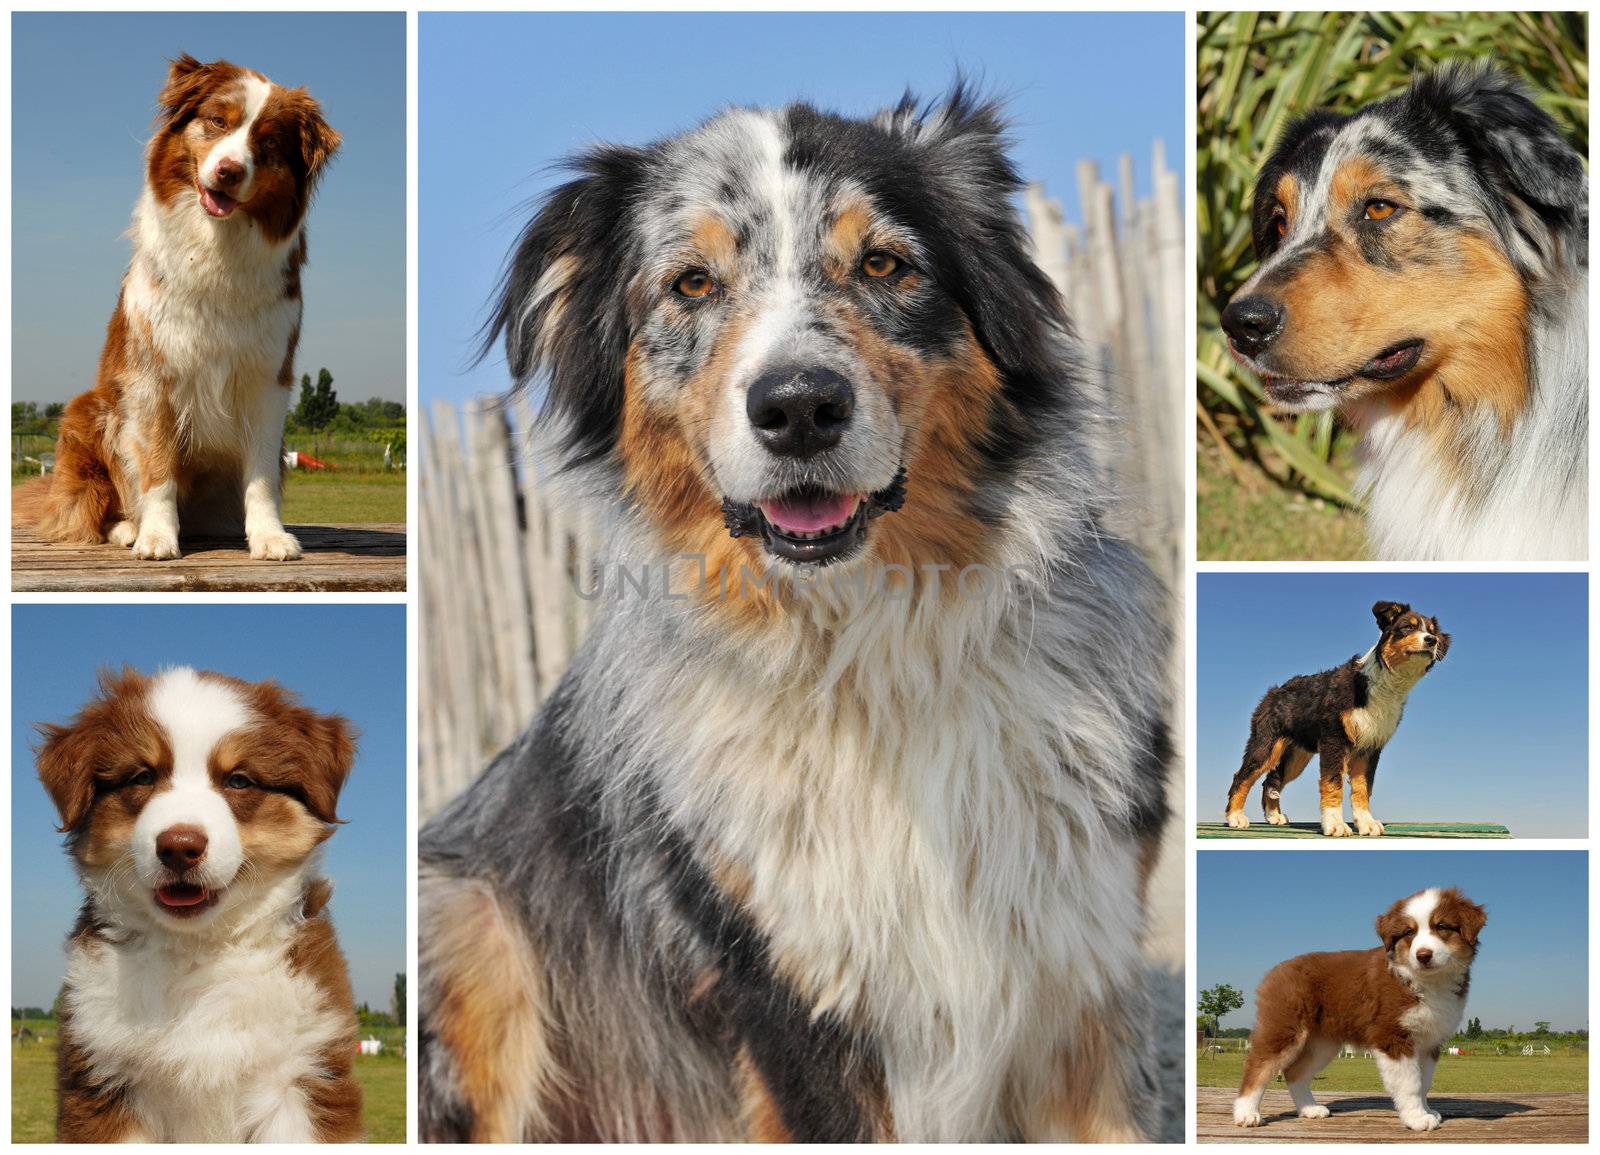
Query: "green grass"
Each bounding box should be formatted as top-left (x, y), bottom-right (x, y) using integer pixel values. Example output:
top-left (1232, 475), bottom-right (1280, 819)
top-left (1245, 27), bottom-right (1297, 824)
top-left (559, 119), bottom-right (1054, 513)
top-left (280, 470), bottom-right (406, 524)
top-left (1198, 435), bottom-right (1367, 560)
top-left (12, 1030), bottom-right (406, 1142)
top-left (1197, 1051), bottom-right (1589, 1094)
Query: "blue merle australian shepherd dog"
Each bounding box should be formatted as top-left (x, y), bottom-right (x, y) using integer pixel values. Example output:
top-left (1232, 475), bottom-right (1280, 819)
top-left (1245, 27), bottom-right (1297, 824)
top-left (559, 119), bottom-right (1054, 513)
top-left (1221, 64), bottom-right (1587, 560)
top-left (418, 87), bottom-right (1173, 1142)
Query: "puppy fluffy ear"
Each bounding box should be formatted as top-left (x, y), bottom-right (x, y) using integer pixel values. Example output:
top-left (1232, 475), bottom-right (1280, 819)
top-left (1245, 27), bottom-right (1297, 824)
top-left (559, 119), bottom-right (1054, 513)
top-left (241, 680), bottom-right (357, 824)
top-left (1372, 601), bottom-right (1409, 629)
top-left (1375, 902), bottom-right (1412, 954)
top-left (35, 721), bottom-right (97, 833)
top-left (480, 145), bottom-right (647, 475)
top-left (1453, 895), bottom-right (1488, 946)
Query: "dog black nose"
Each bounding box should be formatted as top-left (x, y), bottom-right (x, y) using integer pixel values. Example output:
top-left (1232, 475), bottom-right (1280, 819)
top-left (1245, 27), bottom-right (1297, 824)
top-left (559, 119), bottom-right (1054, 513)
top-left (1220, 295), bottom-right (1285, 356)
top-left (1422, 633), bottom-right (1436, 645)
top-left (1414, 947), bottom-right (1433, 965)
top-left (746, 366), bottom-right (855, 458)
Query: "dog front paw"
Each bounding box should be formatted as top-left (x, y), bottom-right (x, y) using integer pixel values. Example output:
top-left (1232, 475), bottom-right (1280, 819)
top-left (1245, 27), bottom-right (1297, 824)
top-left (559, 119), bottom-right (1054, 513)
top-left (249, 530), bottom-right (303, 561)
top-left (1298, 1104), bottom-right (1330, 1119)
top-left (1400, 1109), bottom-right (1442, 1132)
top-left (1232, 1101), bottom-right (1263, 1128)
top-left (1321, 810), bottom-right (1353, 837)
top-left (1225, 810), bottom-right (1250, 829)
top-left (132, 528), bottom-right (180, 560)
top-left (1355, 814), bottom-right (1385, 837)
top-left (1266, 811), bottom-right (1289, 826)
top-left (108, 520), bottom-right (138, 547)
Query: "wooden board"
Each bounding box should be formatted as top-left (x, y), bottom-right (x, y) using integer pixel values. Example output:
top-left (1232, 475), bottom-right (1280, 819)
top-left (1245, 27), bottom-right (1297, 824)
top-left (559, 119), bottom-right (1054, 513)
top-left (1197, 1087), bottom-right (1587, 1143)
top-left (12, 524), bottom-right (405, 593)
top-left (1198, 821), bottom-right (1511, 840)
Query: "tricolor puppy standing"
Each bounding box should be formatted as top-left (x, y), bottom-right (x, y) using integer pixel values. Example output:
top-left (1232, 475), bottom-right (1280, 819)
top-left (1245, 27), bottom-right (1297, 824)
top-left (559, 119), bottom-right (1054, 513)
top-left (15, 56), bottom-right (340, 561)
top-left (1234, 887), bottom-right (1487, 1132)
top-left (37, 667), bottom-right (362, 1142)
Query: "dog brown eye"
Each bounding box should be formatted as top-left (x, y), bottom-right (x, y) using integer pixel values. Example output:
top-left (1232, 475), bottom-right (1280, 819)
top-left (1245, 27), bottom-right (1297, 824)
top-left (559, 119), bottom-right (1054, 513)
top-left (1364, 200), bottom-right (1398, 221)
top-left (128, 769), bottom-right (157, 788)
top-left (673, 270), bottom-right (714, 299)
top-left (225, 773), bottom-right (254, 790)
top-left (210, 115), bottom-right (226, 130)
top-left (861, 251), bottom-right (899, 278)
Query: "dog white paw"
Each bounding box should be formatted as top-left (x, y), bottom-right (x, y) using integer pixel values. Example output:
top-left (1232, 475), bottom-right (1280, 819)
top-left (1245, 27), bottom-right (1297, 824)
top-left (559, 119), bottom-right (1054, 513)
top-left (1356, 815), bottom-right (1385, 837)
top-left (1323, 820), bottom-right (1353, 837)
top-left (1266, 811), bottom-right (1289, 826)
top-left (249, 530), bottom-right (303, 561)
top-left (108, 520), bottom-right (138, 547)
top-left (132, 529), bottom-right (180, 560)
top-left (1400, 1110), bottom-right (1442, 1132)
top-left (1232, 1102), bottom-right (1263, 1128)
top-left (1298, 1105), bottom-right (1330, 1119)
top-left (1225, 811), bottom-right (1250, 829)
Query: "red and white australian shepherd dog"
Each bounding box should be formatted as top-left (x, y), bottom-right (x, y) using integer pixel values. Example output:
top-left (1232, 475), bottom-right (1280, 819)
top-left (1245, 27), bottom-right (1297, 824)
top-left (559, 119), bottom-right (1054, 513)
top-left (36, 667), bottom-right (363, 1142)
top-left (1234, 887), bottom-right (1486, 1132)
top-left (15, 55), bottom-right (340, 561)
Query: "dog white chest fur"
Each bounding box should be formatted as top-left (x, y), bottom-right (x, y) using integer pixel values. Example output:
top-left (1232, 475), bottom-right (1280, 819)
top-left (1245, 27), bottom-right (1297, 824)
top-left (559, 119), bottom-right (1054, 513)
top-left (64, 902), bottom-right (347, 1143)
top-left (1344, 646), bottom-right (1429, 750)
top-left (621, 591), bottom-right (1153, 1140)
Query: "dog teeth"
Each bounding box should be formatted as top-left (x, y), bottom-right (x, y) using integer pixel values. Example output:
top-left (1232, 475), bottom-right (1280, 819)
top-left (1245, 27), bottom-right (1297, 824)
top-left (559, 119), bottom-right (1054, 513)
top-left (788, 523), bottom-right (845, 540)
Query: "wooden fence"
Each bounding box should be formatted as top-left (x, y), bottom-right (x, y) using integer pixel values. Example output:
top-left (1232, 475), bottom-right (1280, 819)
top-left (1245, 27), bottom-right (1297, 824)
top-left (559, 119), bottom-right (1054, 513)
top-left (420, 143), bottom-right (1183, 818)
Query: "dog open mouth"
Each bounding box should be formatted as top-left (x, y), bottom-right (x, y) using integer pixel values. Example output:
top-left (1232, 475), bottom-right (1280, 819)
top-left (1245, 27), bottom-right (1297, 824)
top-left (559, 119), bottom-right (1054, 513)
top-left (723, 469), bottom-right (907, 566)
top-left (154, 882), bottom-right (219, 918)
top-left (1256, 339), bottom-right (1425, 404)
top-left (197, 182), bottom-right (238, 218)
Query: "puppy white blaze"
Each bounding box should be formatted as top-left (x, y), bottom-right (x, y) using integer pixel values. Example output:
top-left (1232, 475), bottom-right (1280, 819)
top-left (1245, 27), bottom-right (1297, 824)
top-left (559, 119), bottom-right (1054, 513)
top-left (1402, 887), bottom-right (1452, 969)
top-left (198, 76), bottom-right (273, 201)
top-left (132, 668), bottom-right (253, 891)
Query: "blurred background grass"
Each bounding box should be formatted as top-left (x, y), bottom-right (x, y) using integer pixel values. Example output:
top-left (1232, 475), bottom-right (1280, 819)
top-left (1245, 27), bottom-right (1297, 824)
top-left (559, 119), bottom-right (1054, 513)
top-left (1196, 11), bottom-right (1588, 559)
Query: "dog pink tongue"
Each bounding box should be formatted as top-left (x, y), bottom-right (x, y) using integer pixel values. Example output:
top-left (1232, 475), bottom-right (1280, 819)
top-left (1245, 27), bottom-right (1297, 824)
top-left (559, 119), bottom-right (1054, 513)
top-left (199, 185), bottom-right (236, 218)
top-left (156, 884), bottom-right (207, 907)
top-left (760, 493), bottom-right (858, 534)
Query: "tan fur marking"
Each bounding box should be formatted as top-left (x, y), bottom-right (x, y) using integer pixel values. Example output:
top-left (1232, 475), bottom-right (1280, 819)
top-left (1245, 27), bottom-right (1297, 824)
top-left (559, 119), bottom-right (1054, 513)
top-left (420, 875), bottom-right (562, 1142)
top-left (1347, 753), bottom-right (1374, 811)
top-left (1229, 737), bottom-right (1287, 813)
top-left (736, 1048), bottom-right (794, 1142)
top-left (1319, 766), bottom-right (1346, 810)
top-left (1023, 1014), bottom-right (1148, 1141)
top-left (689, 214), bottom-right (739, 272)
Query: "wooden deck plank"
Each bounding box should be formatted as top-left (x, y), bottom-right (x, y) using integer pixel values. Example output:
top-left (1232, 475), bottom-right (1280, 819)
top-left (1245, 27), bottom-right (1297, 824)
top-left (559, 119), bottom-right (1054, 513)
top-left (1198, 821), bottom-right (1512, 840)
top-left (1198, 1087), bottom-right (1587, 1143)
top-left (12, 524), bottom-right (406, 593)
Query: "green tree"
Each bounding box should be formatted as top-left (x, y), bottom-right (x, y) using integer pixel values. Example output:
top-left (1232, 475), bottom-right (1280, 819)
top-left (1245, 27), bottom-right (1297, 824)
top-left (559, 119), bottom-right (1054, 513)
top-left (293, 368), bottom-right (340, 452)
top-left (1199, 983), bottom-right (1245, 1037)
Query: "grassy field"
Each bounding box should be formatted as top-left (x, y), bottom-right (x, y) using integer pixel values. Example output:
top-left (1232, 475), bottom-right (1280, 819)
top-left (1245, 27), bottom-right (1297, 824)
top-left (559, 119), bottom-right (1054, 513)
top-left (12, 1030), bottom-right (407, 1142)
top-left (280, 470), bottom-right (406, 524)
top-left (10, 470), bottom-right (405, 527)
top-left (1198, 436), bottom-right (1366, 560)
top-left (1197, 1051), bottom-right (1588, 1094)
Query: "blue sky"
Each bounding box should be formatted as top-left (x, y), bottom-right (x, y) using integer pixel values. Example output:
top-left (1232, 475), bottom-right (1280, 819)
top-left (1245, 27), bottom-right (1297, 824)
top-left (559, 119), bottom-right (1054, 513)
top-left (420, 11), bottom-right (1185, 405)
top-left (12, 12), bottom-right (405, 404)
top-left (1198, 573), bottom-right (1587, 837)
top-left (12, 605), bottom-right (405, 1011)
top-left (1199, 851), bottom-right (1588, 1031)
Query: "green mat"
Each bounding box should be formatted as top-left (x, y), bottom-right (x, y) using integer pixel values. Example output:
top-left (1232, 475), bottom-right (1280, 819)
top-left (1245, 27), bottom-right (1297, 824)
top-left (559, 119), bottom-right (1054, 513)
top-left (1197, 821), bottom-right (1511, 839)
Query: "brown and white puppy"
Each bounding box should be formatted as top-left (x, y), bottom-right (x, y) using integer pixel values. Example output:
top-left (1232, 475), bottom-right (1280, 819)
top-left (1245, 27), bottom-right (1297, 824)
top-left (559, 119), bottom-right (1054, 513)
top-left (1234, 887), bottom-right (1486, 1131)
top-left (1225, 600), bottom-right (1449, 836)
top-left (15, 55), bottom-right (340, 561)
top-left (37, 667), bottom-right (362, 1142)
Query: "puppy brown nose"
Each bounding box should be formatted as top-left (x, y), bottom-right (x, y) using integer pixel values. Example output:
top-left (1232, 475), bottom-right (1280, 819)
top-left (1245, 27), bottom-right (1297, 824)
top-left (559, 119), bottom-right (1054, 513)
top-left (212, 158), bottom-right (244, 188)
top-left (156, 826), bottom-right (208, 870)
top-left (1414, 947), bottom-right (1433, 965)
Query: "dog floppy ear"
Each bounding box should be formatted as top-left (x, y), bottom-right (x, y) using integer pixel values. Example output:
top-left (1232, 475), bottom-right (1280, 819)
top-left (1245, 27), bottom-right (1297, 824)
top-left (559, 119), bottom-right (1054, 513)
top-left (157, 54), bottom-right (233, 130)
top-left (35, 722), bottom-right (97, 833)
top-left (1415, 64), bottom-right (1586, 270)
top-left (1450, 893), bottom-right (1487, 946)
top-left (480, 145), bottom-right (648, 475)
top-left (878, 82), bottom-right (1070, 408)
top-left (1375, 901), bottom-right (1412, 955)
top-left (1372, 601), bottom-right (1408, 629)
